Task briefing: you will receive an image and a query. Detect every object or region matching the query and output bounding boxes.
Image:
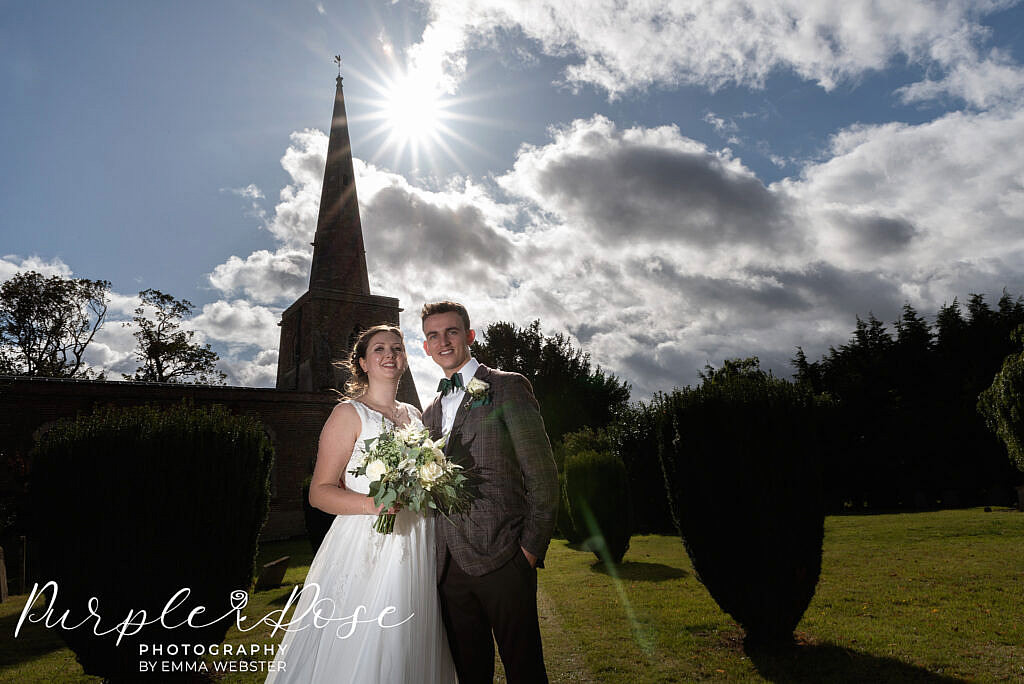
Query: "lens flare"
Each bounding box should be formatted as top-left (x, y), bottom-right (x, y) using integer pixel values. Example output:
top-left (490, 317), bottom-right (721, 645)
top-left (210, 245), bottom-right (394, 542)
top-left (348, 57), bottom-right (491, 174)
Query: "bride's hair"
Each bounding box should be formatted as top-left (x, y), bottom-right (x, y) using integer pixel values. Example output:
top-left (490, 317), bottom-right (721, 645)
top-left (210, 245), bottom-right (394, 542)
top-left (339, 324), bottom-right (405, 398)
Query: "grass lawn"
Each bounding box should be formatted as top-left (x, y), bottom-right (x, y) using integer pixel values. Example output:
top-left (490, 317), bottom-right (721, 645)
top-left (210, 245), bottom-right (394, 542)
top-left (1, 508), bottom-right (1021, 682)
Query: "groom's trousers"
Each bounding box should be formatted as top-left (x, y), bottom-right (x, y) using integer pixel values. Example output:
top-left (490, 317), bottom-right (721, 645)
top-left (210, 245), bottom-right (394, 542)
top-left (439, 549), bottom-right (548, 684)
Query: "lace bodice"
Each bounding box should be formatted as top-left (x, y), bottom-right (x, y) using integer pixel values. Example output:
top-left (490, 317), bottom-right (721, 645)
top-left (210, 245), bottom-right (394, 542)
top-left (344, 400), bottom-right (422, 494)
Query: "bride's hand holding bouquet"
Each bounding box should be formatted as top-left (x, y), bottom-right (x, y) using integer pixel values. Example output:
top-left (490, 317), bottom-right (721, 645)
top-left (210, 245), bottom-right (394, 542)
top-left (350, 422), bottom-right (473, 534)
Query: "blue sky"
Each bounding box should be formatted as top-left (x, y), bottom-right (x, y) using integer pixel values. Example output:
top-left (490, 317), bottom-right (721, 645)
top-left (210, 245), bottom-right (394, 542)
top-left (4, 0), bottom-right (1024, 403)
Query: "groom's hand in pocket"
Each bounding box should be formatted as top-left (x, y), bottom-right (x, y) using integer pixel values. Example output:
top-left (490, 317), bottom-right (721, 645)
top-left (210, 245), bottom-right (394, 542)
top-left (520, 546), bottom-right (537, 568)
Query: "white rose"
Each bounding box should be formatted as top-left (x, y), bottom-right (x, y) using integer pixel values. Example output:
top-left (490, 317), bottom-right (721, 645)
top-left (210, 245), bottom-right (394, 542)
top-left (419, 461), bottom-right (444, 488)
top-left (365, 459), bottom-right (387, 482)
top-left (466, 378), bottom-right (489, 395)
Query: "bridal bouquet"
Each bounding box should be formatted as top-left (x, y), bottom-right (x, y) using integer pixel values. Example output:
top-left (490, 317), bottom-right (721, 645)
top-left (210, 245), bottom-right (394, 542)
top-left (349, 423), bottom-right (473, 534)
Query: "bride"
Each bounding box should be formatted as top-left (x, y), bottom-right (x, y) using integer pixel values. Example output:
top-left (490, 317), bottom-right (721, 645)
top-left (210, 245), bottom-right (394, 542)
top-left (267, 324), bottom-right (456, 683)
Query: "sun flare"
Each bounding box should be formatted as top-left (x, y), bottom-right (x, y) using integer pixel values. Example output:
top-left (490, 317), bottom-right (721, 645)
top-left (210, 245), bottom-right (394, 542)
top-left (353, 62), bottom-right (483, 172)
top-left (381, 72), bottom-right (444, 147)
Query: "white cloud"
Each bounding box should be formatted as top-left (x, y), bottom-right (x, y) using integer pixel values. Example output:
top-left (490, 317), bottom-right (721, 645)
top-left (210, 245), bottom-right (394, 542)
top-left (223, 184), bottom-right (264, 200)
top-left (896, 50), bottom-right (1024, 108)
top-left (205, 96), bottom-right (1024, 398)
top-left (208, 249), bottom-right (310, 305)
top-left (499, 116), bottom-right (796, 256)
top-left (207, 130), bottom-right (327, 306)
top-left (220, 184), bottom-right (267, 220)
top-left (107, 291), bottom-right (141, 318)
top-left (85, 322), bottom-right (138, 378)
top-left (704, 112), bottom-right (742, 145)
top-left (0, 254), bottom-right (73, 280)
top-left (219, 348), bottom-right (279, 387)
top-left (408, 0), bottom-right (1011, 99)
top-left (365, 110), bottom-right (1024, 398)
top-left (265, 129), bottom-right (329, 248)
top-left (192, 299), bottom-right (281, 350)
top-left (198, 131), bottom-right (329, 388)
top-left (783, 107), bottom-right (1024, 279)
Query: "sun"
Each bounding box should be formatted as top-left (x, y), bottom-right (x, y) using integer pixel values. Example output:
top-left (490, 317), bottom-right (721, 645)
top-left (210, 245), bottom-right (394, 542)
top-left (354, 65), bottom-right (479, 172)
top-left (380, 71), bottom-right (444, 146)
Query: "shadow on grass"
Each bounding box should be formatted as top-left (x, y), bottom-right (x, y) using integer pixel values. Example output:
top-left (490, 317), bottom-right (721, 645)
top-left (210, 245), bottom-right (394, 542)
top-left (589, 560), bottom-right (688, 582)
top-left (265, 585), bottom-right (305, 607)
top-left (256, 537), bottom-right (313, 567)
top-left (745, 639), bottom-right (967, 683)
top-left (0, 596), bottom-right (68, 669)
top-left (830, 506), bottom-right (1017, 518)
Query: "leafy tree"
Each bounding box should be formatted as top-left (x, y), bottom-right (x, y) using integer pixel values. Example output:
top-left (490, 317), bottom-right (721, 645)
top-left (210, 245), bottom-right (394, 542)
top-left (795, 291), bottom-right (1024, 510)
top-left (554, 426), bottom-right (613, 471)
top-left (609, 396), bottom-right (677, 534)
top-left (124, 288), bottom-right (226, 384)
top-left (698, 356), bottom-right (770, 386)
top-left (471, 320), bottom-right (630, 444)
top-left (0, 271), bottom-right (110, 377)
top-left (979, 325), bottom-right (1024, 475)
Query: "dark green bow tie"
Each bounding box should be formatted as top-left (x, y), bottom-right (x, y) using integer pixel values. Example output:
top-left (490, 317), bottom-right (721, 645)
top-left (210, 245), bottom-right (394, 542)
top-left (437, 372), bottom-right (465, 396)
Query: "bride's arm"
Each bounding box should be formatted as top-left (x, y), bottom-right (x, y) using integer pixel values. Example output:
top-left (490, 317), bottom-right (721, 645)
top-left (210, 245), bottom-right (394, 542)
top-left (308, 403), bottom-right (385, 516)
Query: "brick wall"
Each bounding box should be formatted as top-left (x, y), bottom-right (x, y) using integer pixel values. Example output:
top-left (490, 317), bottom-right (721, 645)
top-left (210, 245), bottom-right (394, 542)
top-left (0, 376), bottom-right (337, 541)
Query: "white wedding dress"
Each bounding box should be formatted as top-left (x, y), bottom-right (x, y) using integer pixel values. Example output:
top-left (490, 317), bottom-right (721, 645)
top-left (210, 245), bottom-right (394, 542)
top-left (267, 401), bottom-right (456, 684)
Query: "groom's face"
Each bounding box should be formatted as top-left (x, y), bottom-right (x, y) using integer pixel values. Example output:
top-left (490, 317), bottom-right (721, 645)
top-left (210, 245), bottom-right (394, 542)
top-left (422, 311), bottom-right (475, 375)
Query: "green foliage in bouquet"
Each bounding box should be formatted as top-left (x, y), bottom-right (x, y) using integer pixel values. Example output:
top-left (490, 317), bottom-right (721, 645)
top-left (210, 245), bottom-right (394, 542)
top-left (564, 449), bottom-right (631, 564)
top-left (350, 424), bottom-right (473, 534)
top-left (979, 325), bottom-right (1024, 474)
top-left (29, 401), bottom-right (273, 679)
top-left (657, 358), bottom-right (824, 647)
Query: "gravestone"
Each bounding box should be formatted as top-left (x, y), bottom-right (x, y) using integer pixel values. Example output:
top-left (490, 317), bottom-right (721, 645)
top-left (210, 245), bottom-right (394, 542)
top-left (255, 556), bottom-right (290, 590)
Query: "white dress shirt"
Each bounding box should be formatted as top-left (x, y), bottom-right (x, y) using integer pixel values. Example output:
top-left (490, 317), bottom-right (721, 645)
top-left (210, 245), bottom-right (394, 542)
top-left (441, 356), bottom-right (480, 436)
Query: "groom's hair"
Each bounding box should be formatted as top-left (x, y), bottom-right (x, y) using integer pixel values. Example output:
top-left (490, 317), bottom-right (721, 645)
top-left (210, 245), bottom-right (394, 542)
top-left (421, 301), bottom-right (471, 332)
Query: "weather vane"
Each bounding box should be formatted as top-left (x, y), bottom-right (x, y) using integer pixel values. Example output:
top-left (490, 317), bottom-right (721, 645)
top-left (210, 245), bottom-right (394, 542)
top-left (334, 55), bottom-right (342, 77)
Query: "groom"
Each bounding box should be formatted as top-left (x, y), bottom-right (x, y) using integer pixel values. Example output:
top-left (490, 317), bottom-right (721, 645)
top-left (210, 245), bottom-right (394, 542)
top-left (421, 301), bottom-right (558, 683)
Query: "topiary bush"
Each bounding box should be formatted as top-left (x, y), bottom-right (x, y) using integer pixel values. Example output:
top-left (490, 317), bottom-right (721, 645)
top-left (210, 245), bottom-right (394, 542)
top-left (610, 398), bottom-right (678, 534)
top-left (302, 474), bottom-right (335, 553)
top-left (30, 401), bottom-right (274, 680)
top-left (564, 449), bottom-right (631, 564)
top-left (555, 473), bottom-right (585, 543)
top-left (556, 429), bottom-right (610, 544)
top-left (979, 325), bottom-right (1024, 476)
top-left (657, 359), bottom-right (824, 648)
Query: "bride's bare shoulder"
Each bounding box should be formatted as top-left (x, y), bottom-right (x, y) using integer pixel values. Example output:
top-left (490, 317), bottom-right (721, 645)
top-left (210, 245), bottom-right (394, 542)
top-left (322, 401), bottom-right (360, 434)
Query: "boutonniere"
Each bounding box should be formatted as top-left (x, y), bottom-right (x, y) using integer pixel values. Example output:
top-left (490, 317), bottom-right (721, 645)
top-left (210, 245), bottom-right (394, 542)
top-left (464, 377), bottom-right (492, 408)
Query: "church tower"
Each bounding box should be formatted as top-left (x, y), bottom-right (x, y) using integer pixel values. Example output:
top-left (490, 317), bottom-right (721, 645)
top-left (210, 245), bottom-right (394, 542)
top-left (276, 73), bottom-right (420, 407)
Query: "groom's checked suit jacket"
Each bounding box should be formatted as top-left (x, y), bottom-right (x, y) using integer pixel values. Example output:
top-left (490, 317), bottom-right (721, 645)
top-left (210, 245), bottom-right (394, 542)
top-left (424, 363), bottom-right (558, 579)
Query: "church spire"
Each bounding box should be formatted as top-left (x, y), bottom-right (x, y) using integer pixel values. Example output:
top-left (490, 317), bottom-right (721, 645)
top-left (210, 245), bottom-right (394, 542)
top-left (308, 72), bottom-right (371, 294)
top-left (275, 70), bottom-right (419, 406)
